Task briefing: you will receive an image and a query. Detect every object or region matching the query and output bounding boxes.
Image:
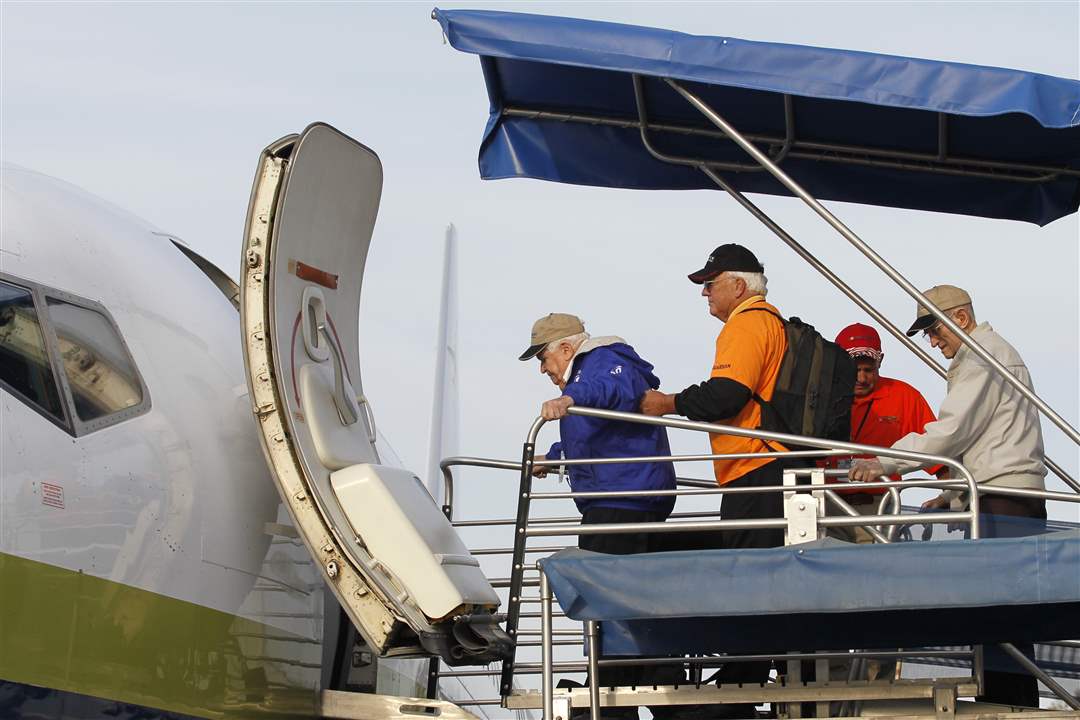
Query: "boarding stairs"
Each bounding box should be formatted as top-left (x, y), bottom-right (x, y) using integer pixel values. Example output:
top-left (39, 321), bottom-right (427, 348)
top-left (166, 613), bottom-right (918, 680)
top-left (430, 409), bottom-right (1080, 720)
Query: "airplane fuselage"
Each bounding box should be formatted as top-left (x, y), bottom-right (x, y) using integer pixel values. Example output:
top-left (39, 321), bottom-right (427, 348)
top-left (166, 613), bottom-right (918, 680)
top-left (1, 165), bottom-right (328, 717)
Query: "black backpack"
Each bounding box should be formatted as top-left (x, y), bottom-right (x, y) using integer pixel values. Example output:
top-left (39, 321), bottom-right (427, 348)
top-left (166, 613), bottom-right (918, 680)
top-left (743, 308), bottom-right (855, 444)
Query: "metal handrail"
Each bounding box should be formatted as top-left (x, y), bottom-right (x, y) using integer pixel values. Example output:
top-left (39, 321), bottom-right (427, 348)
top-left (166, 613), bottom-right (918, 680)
top-left (503, 406), bottom-right (984, 700)
top-left (525, 406), bottom-right (982, 531)
top-left (530, 476), bottom-right (963, 499)
top-left (440, 456), bottom-right (522, 519)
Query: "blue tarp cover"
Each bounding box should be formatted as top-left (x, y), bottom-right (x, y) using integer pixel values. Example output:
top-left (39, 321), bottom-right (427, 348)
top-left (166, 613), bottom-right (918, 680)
top-left (539, 531), bottom-right (1080, 655)
top-left (434, 8), bottom-right (1080, 225)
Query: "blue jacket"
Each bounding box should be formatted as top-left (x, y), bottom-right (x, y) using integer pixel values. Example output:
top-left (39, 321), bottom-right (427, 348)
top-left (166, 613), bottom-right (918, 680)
top-left (545, 338), bottom-right (676, 516)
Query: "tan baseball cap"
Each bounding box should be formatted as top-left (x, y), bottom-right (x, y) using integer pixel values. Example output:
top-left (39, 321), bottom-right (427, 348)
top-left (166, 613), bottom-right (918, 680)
top-left (518, 313), bottom-right (585, 361)
top-left (906, 285), bottom-right (972, 336)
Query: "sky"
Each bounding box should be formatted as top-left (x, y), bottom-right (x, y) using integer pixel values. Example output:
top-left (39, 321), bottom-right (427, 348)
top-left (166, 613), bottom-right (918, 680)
top-left (2, 1), bottom-right (1078, 532)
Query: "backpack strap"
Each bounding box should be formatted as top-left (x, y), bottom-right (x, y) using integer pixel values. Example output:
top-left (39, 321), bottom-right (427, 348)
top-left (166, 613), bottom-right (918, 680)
top-left (740, 306), bottom-right (785, 324)
top-left (737, 306), bottom-right (791, 446)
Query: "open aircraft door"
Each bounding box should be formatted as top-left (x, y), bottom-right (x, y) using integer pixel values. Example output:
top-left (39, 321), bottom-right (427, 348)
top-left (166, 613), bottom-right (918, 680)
top-left (240, 123), bottom-right (510, 665)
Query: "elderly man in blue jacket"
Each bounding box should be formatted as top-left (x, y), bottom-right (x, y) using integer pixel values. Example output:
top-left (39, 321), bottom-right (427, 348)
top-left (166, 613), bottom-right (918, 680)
top-left (520, 313), bottom-right (677, 552)
top-left (521, 313), bottom-right (678, 711)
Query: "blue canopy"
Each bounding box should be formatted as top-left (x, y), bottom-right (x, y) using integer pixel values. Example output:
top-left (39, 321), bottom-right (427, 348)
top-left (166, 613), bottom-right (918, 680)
top-left (434, 8), bottom-right (1080, 225)
top-left (539, 532), bottom-right (1080, 655)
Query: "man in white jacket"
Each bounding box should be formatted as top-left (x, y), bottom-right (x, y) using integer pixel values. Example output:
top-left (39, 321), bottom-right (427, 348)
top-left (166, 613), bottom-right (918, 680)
top-left (848, 285), bottom-right (1047, 518)
top-left (849, 284), bottom-right (1047, 707)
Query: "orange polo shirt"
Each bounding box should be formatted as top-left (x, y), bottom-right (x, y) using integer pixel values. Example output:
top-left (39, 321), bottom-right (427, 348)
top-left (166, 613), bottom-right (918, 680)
top-left (707, 295), bottom-right (788, 485)
top-left (832, 376), bottom-right (939, 493)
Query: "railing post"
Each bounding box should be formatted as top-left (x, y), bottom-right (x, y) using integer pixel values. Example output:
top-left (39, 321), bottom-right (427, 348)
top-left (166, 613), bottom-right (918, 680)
top-left (500, 440), bottom-right (537, 697)
top-left (541, 570), bottom-right (554, 720)
top-left (587, 620), bottom-right (601, 720)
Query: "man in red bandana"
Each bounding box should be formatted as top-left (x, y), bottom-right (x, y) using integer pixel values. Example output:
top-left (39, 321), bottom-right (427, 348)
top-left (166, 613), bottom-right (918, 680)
top-left (830, 323), bottom-right (944, 544)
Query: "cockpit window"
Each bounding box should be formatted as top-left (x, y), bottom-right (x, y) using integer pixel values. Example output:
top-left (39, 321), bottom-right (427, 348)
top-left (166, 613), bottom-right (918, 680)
top-left (45, 297), bottom-right (143, 422)
top-left (0, 280), bottom-right (66, 423)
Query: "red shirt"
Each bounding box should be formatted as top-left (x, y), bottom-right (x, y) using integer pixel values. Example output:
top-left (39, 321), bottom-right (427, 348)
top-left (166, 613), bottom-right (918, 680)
top-left (833, 376), bottom-right (939, 494)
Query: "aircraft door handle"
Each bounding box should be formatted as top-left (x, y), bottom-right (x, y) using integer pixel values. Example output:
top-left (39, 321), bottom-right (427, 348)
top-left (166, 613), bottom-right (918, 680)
top-left (301, 287), bottom-right (331, 362)
top-left (356, 393), bottom-right (377, 442)
top-left (319, 323), bottom-right (360, 426)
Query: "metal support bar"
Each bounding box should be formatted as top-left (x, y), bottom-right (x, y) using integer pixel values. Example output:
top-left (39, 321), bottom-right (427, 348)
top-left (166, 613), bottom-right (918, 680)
top-left (425, 656), bottom-right (440, 699)
top-left (633, 74), bottom-right (769, 173)
top-left (470, 545), bottom-right (568, 556)
top-left (501, 106), bottom-right (1075, 181)
top-left (587, 621), bottom-right (601, 720)
top-left (439, 456), bottom-right (523, 520)
top-left (973, 644), bottom-right (985, 697)
top-left (879, 487), bottom-right (903, 541)
top-left (594, 650), bottom-right (973, 667)
top-left (541, 571), bottom-right (554, 720)
top-left (453, 515), bottom-right (583, 526)
top-left (535, 475), bottom-right (965, 498)
top-left (999, 642), bottom-right (1080, 710)
top-left (449, 699), bottom-right (505, 707)
top-left (1045, 640), bottom-right (1080, 648)
top-left (533, 448), bottom-right (840, 466)
top-left (519, 611), bottom-right (567, 619)
top-left (505, 679), bottom-right (984, 711)
top-left (816, 657), bottom-right (831, 717)
top-left (501, 438), bottom-right (540, 695)
top-left (825, 489), bottom-right (890, 544)
top-left (526, 510), bottom-right (974, 538)
top-left (665, 77), bottom-right (1080, 447)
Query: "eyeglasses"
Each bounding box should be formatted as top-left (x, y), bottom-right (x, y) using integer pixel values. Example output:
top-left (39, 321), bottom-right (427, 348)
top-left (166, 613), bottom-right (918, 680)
top-left (921, 323), bottom-right (939, 344)
top-left (702, 276), bottom-right (725, 291)
top-left (921, 317), bottom-right (954, 344)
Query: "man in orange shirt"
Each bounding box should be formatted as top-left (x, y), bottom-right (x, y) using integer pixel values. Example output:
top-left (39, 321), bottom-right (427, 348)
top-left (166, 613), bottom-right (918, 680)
top-left (641, 242), bottom-right (789, 550)
top-left (640, 243), bottom-right (787, 711)
top-left (830, 323), bottom-right (943, 544)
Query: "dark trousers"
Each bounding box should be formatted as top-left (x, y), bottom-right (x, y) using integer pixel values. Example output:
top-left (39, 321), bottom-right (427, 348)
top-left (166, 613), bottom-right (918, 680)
top-left (655, 459), bottom-right (788, 553)
top-left (712, 461), bottom-right (786, 696)
top-left (576, 507), bottom-right (683, 716)
top-left (976, 494), bottom-right (1047, 709)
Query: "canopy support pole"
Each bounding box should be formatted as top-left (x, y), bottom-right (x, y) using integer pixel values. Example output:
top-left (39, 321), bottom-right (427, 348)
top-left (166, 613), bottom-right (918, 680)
top-left (662, 77), bottom-right (1080, 448)
top-left (628, 74), bottom-right (1078, 492)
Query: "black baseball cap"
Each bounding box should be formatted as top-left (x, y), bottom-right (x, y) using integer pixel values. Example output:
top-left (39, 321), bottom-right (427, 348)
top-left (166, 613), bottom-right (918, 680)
top-left (688, 244), bottom-right (764, 284)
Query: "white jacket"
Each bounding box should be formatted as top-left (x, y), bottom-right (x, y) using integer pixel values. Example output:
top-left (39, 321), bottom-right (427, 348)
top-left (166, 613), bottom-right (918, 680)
top-left (879, 323), bottom-right (1046, 499)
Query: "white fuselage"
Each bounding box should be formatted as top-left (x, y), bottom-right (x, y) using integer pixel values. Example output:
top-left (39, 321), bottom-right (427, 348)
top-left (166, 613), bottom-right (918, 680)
top-left (0, 164), bottom-right (327, 714)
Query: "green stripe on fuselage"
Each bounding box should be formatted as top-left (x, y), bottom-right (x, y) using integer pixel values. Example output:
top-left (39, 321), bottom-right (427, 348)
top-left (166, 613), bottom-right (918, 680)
top-left (0, 552), bottom-right (321, 719)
